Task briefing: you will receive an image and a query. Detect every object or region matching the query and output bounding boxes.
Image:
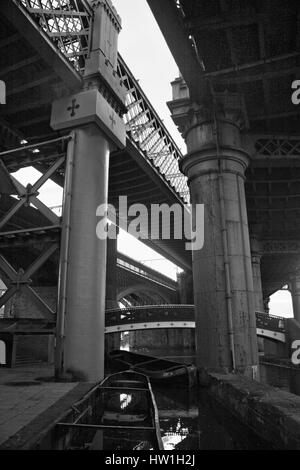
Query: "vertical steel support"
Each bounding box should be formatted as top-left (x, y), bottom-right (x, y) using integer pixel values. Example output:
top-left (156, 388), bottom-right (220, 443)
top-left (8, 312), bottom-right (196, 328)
top-left (55, 132), bottom-right (76, 377)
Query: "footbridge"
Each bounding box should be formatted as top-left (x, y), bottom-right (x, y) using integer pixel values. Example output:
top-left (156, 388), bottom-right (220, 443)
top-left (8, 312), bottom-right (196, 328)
top-left (105, 305), bottom-right (287, 343)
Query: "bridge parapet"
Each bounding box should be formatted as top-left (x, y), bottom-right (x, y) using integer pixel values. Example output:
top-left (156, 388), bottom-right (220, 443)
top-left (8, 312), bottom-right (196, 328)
top-left (255, 311), bottom-right (286, 333)
top-left (105, 304), bottom-right (194, 328)
top-left (105, 305), bottom-right (287, 343)
top-left (19, 0), bottom-right (92, 73)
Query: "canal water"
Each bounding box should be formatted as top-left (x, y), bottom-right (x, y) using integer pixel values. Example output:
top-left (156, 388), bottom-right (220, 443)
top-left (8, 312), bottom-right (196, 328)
top-left (152, 385), bottom-right (271, 450)
top-left (120, 340), bottom-right (271, 450)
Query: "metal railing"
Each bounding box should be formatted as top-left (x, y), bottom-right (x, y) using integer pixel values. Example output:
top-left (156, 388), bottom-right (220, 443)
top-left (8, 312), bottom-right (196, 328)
top-left (19, 0), bottom-right (92, 73)
top-left (105, 305), bottom-right (195, 328)
top-left (117, 56), bottom-right (189, 204)
top-left (105, 305), bottom-right (287, 333)
top-left (255, 311), bottom-right (286, 333)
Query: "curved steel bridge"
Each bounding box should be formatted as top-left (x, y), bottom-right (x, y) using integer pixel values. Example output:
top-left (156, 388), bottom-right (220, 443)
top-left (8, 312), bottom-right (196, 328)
top-left (105, 305), bottom-right (287, 343)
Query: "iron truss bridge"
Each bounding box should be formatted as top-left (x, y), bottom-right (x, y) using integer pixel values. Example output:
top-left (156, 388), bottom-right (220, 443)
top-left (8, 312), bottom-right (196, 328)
top-left (105, 305), bottom-right (287, 343)
top-left (16, 0), bottom-right (189, 204)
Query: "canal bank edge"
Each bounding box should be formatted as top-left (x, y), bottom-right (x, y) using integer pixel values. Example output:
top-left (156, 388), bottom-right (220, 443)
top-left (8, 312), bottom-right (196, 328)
top-left (199, 369), bottom-right (300, 449)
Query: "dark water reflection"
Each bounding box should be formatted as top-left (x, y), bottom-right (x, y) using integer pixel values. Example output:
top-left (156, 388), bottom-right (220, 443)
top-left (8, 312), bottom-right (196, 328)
top-left (123, 345), bottom-right (273, 449)
top-left (152, 384), bottom-right (271, 450)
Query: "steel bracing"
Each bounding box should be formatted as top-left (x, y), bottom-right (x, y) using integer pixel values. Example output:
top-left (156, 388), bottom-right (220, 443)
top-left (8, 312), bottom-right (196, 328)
top-left (0, 136), bottom-right (70, 318)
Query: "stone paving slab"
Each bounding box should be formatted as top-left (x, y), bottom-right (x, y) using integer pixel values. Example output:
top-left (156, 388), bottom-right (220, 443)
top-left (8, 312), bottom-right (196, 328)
top-left (0, 365), bottom-right (81, 448)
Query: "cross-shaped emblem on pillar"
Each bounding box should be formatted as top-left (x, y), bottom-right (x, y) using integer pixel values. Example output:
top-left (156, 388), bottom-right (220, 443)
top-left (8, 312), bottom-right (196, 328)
top-left (109, 114), bottom-right (116, 128)
top-left (67, 99), bottom-right (80, 117)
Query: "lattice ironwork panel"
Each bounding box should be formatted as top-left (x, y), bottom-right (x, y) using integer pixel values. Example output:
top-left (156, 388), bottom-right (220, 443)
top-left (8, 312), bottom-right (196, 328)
top-left (255, 138), bottom-right (300, 157)
top-left (19, 0), bottom-right (92, 73)
top-left (117, 56), bottom-right (190, 204)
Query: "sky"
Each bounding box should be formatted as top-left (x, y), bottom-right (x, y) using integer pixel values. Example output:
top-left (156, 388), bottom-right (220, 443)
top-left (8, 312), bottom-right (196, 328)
top-left (13, 0), bottom-right (294, 315)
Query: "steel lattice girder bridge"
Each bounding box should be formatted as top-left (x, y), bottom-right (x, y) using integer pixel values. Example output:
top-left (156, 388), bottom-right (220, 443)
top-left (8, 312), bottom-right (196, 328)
top-left (0, 0), bottom-right (194, 318)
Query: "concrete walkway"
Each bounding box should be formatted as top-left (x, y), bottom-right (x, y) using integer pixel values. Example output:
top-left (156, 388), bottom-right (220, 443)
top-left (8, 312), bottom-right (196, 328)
top-left (0, 365), bottom-right (81, 448)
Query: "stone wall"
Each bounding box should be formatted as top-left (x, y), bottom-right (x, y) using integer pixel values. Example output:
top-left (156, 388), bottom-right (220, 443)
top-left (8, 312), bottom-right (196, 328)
top-left (202, 370), bottom-right (300, 449)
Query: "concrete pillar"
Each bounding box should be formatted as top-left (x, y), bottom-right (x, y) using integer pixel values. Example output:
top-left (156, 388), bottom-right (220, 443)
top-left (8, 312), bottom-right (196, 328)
top-left (290, 276), bottom-right (300, 324)
top-left (250, 238), bottom-right (264, 313)
top-left (168, 85), bottom-right (259, 378)
top-left (105, 229), bottom-right (119, 309)
top-left (251, 254), bottom-right (264, 312)
top-left (51, 0), bottom-right (126, 381)
top-left (250, 238), bottom-right (264, 355)
top-left (177, 270), bottom-right (194, 304)
top-left (60, 127), bottom-right (110, 381)
top-left (105, 232), bottom-right (120, 352)
top-left (264, 297), bottom-right (270, 314)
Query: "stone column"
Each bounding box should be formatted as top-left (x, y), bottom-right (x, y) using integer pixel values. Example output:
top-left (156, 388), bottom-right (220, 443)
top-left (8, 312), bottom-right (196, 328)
top-left (177, 270), bottom-right (194, 304)
top-left (51, 0), bottom-right (126, 381)
top-left (250, 238), bottom-right (264, 313)
top-left (264, 297), bottom-right (270, 314)
top-left (250, 237), bottom-right (264, 355)
top-left (105, 228), bottom-right (120, 352)
top-left (105, 228), bottom-right (119, 309)
top-left (290, 276), bottom-right (300, 324)
top-left (251, 248), bottom-right (265, 354)
top-left (168, 83), bottom-right (258, 378)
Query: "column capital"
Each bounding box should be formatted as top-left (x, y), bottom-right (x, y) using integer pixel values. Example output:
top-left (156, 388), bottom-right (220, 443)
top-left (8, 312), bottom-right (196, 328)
top-left (90, 0), bottom-right (121, 29)
top-left (168, 78), bottom-right (250, 179)
top-left (51, 88), bottom-right (126, 149)
top-left (168, 77), bottom-right (248, 138)
top-left (84, 0), bottom-right (126, 116)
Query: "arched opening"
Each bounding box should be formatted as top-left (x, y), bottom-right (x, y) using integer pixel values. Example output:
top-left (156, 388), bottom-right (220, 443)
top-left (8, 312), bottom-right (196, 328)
top-left (117, 284), bottom-right (171, 307)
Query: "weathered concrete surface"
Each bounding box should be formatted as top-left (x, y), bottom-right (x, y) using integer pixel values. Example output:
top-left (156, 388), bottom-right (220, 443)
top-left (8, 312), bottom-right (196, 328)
top-left (0, 365), bottom-right (94, 449)
top-left (129, 328), bottom-right (195, 352)
top-left (204, 371), bottom-right (300, 449)
top-left (169, 87), bottom-right (259, 378)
